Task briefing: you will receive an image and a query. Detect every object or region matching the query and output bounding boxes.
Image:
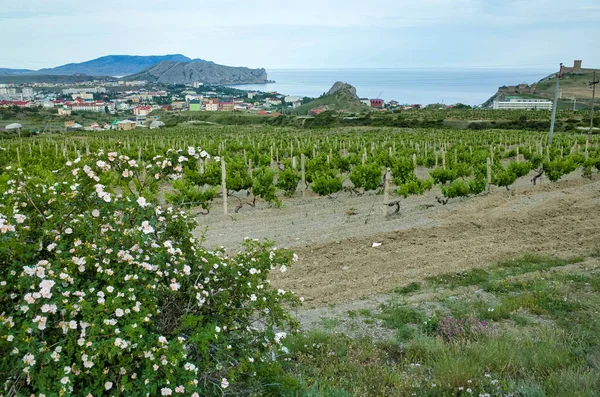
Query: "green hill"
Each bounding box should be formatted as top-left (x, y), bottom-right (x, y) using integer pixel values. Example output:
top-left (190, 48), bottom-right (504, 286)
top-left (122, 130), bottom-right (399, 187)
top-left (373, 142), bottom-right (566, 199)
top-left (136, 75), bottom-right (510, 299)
top-left (293, 82), bottom-right (368, 115)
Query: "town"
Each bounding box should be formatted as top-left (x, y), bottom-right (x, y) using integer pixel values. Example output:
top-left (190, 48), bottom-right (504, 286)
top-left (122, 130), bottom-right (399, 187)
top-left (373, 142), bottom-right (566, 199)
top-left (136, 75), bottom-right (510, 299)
top-left (0, 77), bottom-right (431, 133)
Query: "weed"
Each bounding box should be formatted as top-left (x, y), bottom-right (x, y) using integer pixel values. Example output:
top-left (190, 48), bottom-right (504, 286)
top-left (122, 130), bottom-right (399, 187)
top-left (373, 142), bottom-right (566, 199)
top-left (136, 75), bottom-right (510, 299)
top-left (394, 281), bottom-right (421, 295)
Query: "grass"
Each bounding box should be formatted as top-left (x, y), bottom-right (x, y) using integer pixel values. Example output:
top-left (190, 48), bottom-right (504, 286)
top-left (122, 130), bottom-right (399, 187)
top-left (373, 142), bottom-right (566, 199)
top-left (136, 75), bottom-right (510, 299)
top-left (276, 254), bottom-right (600, 396)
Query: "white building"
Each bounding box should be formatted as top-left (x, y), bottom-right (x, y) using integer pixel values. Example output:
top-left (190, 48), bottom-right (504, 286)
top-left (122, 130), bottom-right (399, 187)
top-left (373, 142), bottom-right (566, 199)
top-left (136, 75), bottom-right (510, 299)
top-left (492, 98), bottom-right (552, 110)
top-left (22, 87), bottom-right (34, 97)
top-left (285, 95), bottom-right (303, 103)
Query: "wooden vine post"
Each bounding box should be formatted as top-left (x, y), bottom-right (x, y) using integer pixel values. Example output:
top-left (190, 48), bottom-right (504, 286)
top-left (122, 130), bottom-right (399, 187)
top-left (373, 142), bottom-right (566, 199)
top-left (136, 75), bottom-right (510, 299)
top-left (412, 153), bottom-right (417, 169)
top-left (441, 149), bottom-right (446, 170)
top-left (301, 154), bottom-right (306, 198)
top-left (221, 157), bottom-right (227, 215)
top-left (383, 168), bottom-right (391, 217)
top-left (486, 157), bottom-right (492, 194)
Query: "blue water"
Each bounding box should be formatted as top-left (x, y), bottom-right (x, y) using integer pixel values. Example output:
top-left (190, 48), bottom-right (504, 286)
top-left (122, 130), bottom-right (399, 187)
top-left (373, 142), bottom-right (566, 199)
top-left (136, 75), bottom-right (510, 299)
top-left (229, 68), bottom-right (555, 106)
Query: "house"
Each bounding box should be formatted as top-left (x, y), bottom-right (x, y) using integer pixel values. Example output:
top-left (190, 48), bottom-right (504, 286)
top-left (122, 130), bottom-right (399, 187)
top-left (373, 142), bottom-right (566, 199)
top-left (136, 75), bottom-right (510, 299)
top-left (133, 105), bottom-right (152, 116)
top-left (219, 101), bottom-right (234, 111)
top-left (71, 93), bottom-right (94, 100)
top-left (171, 101), bottom-right (187, 111)
top-left (58, 107), bottom-right (72, 116)
top-left (189, 100), bottom-right (201, 111)
top-left (388, 100), bottom-right (399, 108)
top-left (116, 120), bottom-right (137, 130)
top-left (248, 91), bottom-right (256, 99)
top-left (266, 98), bottom-right (282, 106)
top-left (370, 99), bottom-right (384, 108)
top-left (205, 99), bottom-right (219, 112)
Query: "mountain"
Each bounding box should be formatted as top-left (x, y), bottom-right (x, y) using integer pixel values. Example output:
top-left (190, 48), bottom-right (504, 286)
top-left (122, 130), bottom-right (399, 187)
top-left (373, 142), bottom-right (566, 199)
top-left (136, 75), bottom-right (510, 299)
top-left (0, 74), bottom-right (113, 85)
top-left (0, 54), bottom-right (194, 77)
top-left (125, 60), bottom-right (268, 85)
top-left (0, 68), bottom-right (34, 76)
top-left (293, 81), bottom-right (366, 114)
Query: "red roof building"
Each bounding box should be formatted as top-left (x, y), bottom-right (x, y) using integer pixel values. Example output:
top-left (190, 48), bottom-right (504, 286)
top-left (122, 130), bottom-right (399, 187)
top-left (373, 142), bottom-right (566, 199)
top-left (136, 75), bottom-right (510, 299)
top-left (370, 99), bottom-right (384, 108)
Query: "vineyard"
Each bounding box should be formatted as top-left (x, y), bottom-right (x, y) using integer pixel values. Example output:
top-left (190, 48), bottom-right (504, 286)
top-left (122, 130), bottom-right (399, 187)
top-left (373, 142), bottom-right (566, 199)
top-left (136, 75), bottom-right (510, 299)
top-left (1, 125), bottom-right (599, 211)
top-left (1, 124), bottom-right (600, 395)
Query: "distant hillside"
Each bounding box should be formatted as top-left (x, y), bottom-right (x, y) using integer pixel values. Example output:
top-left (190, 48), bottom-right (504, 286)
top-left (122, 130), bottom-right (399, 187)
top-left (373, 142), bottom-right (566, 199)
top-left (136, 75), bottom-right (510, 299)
top-left (0, 74), bottom-right (114, 85)
top-left (0, 54), bottom-right (194, 77)
top-left (293, 82), bottom-right (367, 115)
top-left (484, 60), bottom-right (600, 109)
top-left (125, 60), bottom-right (268, 85)
top-left (0, 68), bottom-right (34, 76)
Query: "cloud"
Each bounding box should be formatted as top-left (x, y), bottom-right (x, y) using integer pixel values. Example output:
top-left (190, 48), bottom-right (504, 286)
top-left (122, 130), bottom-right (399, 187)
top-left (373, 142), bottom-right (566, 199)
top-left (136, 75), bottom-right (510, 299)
top-left (0, 0), bottom-right (598, 69)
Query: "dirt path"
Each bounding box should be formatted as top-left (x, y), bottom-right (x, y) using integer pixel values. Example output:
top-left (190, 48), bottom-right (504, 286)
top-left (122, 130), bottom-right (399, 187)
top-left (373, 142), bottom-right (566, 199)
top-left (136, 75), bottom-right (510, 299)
top-left (195, 172), bottom-right (600, 308)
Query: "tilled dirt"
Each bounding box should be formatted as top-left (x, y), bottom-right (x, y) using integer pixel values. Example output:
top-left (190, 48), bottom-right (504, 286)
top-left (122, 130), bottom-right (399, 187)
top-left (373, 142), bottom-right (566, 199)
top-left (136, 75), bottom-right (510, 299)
top-left (196, 171), bottom-right (600, 308)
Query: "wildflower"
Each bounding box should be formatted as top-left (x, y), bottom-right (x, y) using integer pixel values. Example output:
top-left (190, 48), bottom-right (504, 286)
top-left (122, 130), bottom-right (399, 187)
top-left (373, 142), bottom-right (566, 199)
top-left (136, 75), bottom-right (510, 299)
top-left (105, 382), bottom-right (113, 390)
top-left (115, 308), bottom-right (124, 317)
top-left (280, 265), bottom-right (287, 273)
top-left (221, 378), bottom-right (229, 389)
top-left (91, 209), bottom-right (100, 217)
top-left (137, 197), bottom-right (149, 208)
top-left (60, 377), bottom-right (70, 385)
top-left (161, 388), bottom-right (173, 395)
top-left (22, 353), bottom-right (36, 366)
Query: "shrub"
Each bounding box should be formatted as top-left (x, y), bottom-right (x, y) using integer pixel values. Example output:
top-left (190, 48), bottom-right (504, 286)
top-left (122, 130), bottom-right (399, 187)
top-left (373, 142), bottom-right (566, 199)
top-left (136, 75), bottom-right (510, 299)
top-left (252, 166), bottom-right (280, 206)
top-left (311, 173), bottom-right (343, 197)
top-left (349, 164), bottom-right (382, 191)
top-left (0, 149), bottom-right (298, 396)
top-left (277, 168), bottom-right (301, 197)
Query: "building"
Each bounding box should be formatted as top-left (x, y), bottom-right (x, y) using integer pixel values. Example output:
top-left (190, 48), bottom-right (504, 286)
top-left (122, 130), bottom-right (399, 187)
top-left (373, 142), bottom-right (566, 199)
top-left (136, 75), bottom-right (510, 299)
top-left (205, 99), bottom-right (219, 112)
top-left (492, 97), bottom-right (552, 110)
top-left (192, 81), bottom-right (203, 89)
top-left (370, 99), bottom-right (384, 108)
top-left (359, 98), bottom-right (370, 107)
top-left (58, 107), bottom-right (72, 116)
top-left (248, 91), bottom-right (256, 99)
top-left (171, 101), bottom-right (187, 111)
top-left (62, 87), bottom-right (106, 95)
top-left (22, 87), bottom-right (34, 97)
top-left (561, 60), bottom-right (600, 74)
top-left (285, 96), bottom-right (303, 103)
top-left (189, 100), bottom-right (202, 111)
top-left (219, 101), bottom-right (234, 111)
top-left (133, 105), bottom-right (152, 116)
top-left (71, 93), bottom-right (94, 100)
top-left (67, 99), bottom-right (112, 113)
top-left (266, 98), bottom-right (282, 106)
top-left (116, 120), bottom-right (137, 130)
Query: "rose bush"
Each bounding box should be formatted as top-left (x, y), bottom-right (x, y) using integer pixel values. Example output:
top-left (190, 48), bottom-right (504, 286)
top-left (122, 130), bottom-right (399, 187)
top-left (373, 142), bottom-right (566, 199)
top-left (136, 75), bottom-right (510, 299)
top-left (0, 148), bottom-right (298, 396)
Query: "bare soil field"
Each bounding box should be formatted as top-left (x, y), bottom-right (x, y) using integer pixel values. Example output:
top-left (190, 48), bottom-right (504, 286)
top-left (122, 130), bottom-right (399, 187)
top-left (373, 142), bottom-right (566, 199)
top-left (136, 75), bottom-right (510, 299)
top-left (195, 171), bottom-right (600, 308)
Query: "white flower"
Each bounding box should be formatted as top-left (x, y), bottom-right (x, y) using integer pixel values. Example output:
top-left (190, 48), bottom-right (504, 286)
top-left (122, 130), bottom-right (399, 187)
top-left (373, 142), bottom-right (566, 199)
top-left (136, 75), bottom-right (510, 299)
top-left (250, 294), bottom-right (257, 301)
top-left (158, 336), bottom-right (167, 344)
top-left (106, 286), bottom-right (114, 293)
top-left (105, 381), bottom-right (113, 390)
top-left (137, 196), bottom-right (149, 208)
top-left (280, 265), bottom-right (287, 273)
top-left (115, 308), bottom-right (124, 317)
top-left (14, 214), bottom-right (26, 224)
top-left (221, 378), bottom-right (229, 389)
top-left (215, 326), bottom-right (221, 333)
top-left (22, 353), bottom-right (36, 366)
top-left (292, 253), bottom-right (299, 262)
top-left (161, 388), bottom-right (173, 395)
top-left (60, 376), bottom-right (70, 384)
top-left (64, 228), bottom-right (73, 234)
top-left (91, 209), bottom-right (100, 217)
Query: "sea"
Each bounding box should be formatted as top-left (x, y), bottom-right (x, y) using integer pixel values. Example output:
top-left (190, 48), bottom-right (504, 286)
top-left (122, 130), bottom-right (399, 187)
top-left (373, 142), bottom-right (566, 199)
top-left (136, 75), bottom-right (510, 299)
top-left (228, 68), bottom-right (555, 106)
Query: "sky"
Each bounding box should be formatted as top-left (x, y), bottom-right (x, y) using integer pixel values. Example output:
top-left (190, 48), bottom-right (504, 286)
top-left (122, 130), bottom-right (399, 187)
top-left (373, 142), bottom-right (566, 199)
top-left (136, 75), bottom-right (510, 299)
top-left (0, 0), bottom-right (599, 70)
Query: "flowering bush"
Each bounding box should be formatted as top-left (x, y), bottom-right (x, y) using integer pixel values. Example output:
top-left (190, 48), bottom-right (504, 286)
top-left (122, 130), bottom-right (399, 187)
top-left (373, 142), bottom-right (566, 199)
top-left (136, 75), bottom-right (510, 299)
top-left (435, 316), bottom-right (488, 342)
top-left (0, 149), bottom-right (298, 396)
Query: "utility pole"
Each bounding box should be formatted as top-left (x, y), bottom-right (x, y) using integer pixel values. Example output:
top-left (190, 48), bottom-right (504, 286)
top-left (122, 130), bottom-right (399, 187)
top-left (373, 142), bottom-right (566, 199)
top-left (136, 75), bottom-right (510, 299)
top-left (589, 71), bottom-right (599, 145)
top-left (549, 63), bottom-right (563, 146)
